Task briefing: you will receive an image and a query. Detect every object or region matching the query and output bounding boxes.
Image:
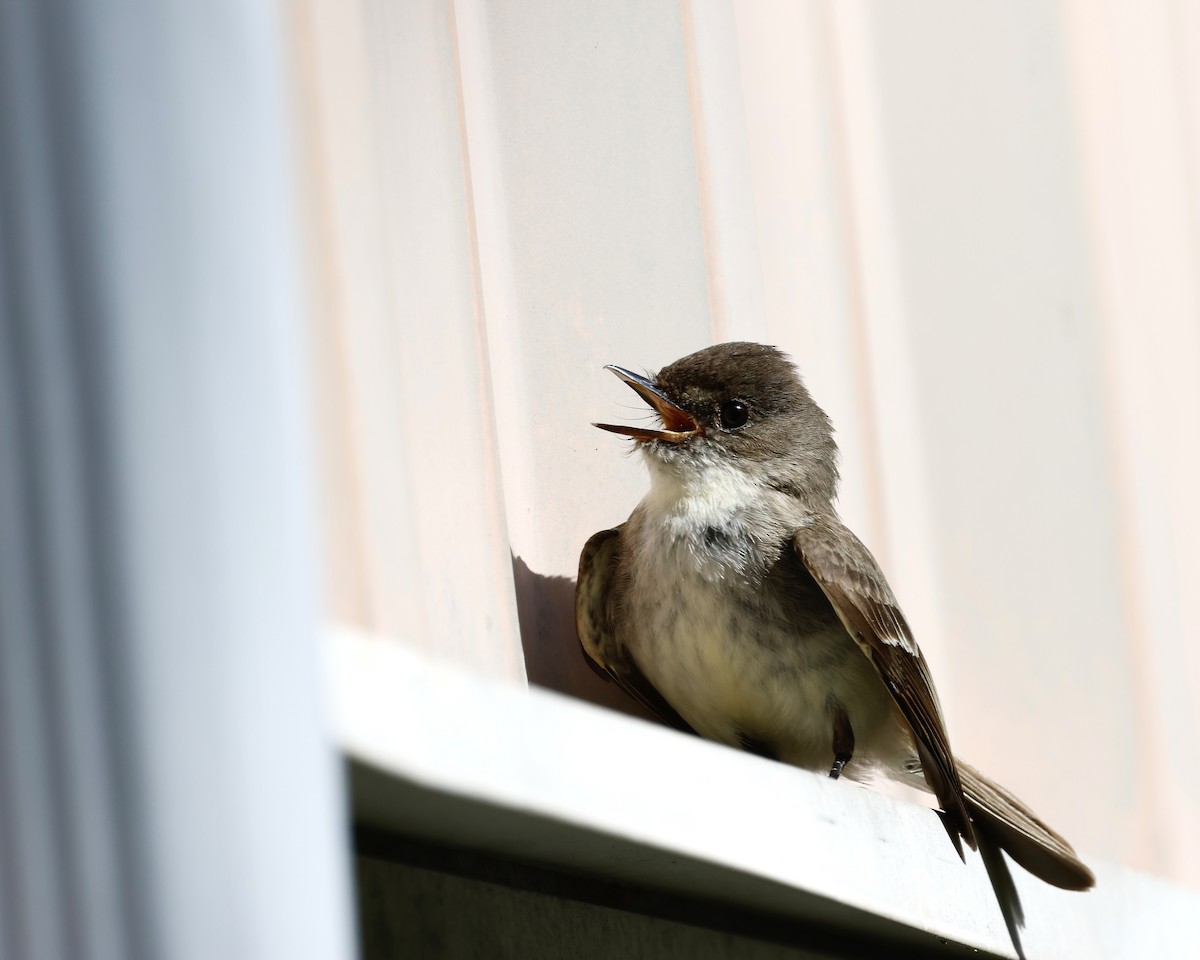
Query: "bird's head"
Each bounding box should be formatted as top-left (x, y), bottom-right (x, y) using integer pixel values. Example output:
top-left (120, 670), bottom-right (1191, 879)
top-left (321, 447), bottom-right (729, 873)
top-left (594, 342), bottom-right (839, 506)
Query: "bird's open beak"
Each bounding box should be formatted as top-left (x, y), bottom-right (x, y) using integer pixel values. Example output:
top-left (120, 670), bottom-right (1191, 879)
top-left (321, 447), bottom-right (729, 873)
top-left (593, 365), bottom-right (701, 443)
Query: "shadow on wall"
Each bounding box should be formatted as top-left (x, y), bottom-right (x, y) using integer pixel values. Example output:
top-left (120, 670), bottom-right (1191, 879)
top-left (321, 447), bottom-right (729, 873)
top-left (510, 554), bottom-right (662, 725)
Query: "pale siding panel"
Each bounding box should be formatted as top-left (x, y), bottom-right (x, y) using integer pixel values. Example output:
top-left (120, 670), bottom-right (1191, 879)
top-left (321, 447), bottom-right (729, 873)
top-left (679, 0), bottom-right (767, 346)
top-left (730, 1), bottom-right (887, 559)
top-left (1062, 0), bottom-right (1200, 881)
top-left (859, 0), bottom-right (1138, 871)
top-left (292, 0), bottom-right (392, 633)
top-left (454, 0), bottom-right (714, 706)
top-left (824, 0), bottom-right (962, 686)
top-left (295, 0), bottom-right (524, 681)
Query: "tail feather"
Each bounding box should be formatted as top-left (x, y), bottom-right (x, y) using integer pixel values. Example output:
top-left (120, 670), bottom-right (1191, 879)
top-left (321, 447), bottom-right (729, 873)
top-left (957, 758), bottom-right (1096, 892)
top-left (977, 826), bottom-right (1027, 959)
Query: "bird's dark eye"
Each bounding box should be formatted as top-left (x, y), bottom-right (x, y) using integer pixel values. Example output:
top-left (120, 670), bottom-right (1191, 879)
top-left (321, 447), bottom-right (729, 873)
top-left (719, 399), bottom-right (749, 429)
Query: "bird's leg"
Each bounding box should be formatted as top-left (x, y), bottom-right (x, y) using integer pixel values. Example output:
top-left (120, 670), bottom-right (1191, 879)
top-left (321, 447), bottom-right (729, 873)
top-left (829, 703), bottom-right (855, 779)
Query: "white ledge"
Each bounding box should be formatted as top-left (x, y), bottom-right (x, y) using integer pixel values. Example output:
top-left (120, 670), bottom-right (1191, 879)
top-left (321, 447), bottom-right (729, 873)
top-left (329, 626), bottom-right (1199, 959)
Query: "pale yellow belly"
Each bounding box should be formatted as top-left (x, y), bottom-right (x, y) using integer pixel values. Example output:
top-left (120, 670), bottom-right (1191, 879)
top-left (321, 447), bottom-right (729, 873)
top-left (626, 572), bottom-right (908, 776)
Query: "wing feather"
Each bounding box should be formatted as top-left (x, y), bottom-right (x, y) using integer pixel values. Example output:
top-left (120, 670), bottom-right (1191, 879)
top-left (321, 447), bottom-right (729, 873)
top-left (793, 516), bottom-right (977, 851)
top-left (576, 527), bottom-right (695, 733)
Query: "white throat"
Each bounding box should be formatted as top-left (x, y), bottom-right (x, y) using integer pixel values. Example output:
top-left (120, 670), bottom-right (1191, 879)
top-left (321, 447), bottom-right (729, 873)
top-left (642, 453), bottom-right (761, 523)
top-left (635, 452), bottom-right (788, 583)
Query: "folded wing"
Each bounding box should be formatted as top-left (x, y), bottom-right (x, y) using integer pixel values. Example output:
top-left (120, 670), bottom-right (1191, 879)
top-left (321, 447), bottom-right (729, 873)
top-left (793, 515), bottom-right (976, 853)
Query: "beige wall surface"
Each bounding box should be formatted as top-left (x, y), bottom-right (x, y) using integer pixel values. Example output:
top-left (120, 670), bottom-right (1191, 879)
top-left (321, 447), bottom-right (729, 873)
top-left (293, 0), bottom-right (1200, 887)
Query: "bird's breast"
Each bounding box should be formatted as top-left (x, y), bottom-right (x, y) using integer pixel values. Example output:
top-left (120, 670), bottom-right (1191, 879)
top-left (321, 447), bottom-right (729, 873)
top-left (625, 515), bottom-right (825, 738)
top-left (619, 500), bottom-right (897, 771)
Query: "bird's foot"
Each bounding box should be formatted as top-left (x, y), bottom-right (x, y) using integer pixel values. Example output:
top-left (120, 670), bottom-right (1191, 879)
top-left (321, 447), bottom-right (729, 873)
top-left (829, 702), bottom-right (855, 779)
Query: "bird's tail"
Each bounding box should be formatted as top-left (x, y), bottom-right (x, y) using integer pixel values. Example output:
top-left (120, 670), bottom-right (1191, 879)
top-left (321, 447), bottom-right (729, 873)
top-left (956, 758), bottom-right (1095, 891)
top-left (976, 823), bottom-right (1026, 959)
top-left (954, 759), bottom-right (1094, 960)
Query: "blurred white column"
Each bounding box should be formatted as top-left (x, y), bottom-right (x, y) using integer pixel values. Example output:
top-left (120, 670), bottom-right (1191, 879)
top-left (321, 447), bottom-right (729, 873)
top-left (0, 2), bottom-right (355, 959)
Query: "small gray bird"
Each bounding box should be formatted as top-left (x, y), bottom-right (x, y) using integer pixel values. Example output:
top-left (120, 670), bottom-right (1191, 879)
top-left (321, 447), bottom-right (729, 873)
top-left (576, 342), bottom-right (1093, 949)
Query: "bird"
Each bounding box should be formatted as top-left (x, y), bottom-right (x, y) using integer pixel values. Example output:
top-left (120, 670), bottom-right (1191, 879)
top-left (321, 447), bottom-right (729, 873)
top-left (576, 341), bottom-right (1093, 953)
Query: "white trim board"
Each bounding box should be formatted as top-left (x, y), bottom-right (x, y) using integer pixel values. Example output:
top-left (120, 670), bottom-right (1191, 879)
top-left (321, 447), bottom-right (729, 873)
top-left (329, 626), bottom-right (1199, 959)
